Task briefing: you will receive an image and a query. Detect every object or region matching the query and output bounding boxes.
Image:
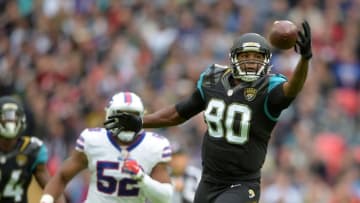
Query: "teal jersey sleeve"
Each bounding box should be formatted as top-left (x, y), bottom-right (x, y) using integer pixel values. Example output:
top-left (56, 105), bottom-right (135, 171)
top-left (264, 74), bottom-right (288, 121)
top-left (197, 71), bottom-right (206, 100)
top-left (197, 65), bottom-right (214, 100)
top-left (31, 144), bottom-right (48, 171)
top-left (197, 64), bottom-right (228, 100)
top-left (267, 74), bottom-right (287, 93)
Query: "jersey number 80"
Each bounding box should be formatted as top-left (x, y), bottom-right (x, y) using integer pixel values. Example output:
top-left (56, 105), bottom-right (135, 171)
top-left (204, 99), bottom-right (251, 145)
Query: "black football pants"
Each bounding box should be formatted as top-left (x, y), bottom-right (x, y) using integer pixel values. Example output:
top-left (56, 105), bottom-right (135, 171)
top-left (194, 179), bottom-right (260, 203)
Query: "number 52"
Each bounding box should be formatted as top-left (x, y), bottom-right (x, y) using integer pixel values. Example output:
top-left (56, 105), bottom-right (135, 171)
top-left (97, 161), bottom-right (139, 196)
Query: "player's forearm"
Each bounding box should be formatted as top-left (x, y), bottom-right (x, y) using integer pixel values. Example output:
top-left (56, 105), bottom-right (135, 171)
top-left (143, 105), bottom-right (186, 128)
top-left (284, 56), bottom-right (309, 97)
top-left (140, 174), bottom-right (173, 203)
top-left (40, 173), bottom-right (68, 203)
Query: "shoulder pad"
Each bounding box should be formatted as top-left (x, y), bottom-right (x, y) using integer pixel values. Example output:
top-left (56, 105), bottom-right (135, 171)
top-left (81, 127), bottom-right (106, 136)
top-left (145, 132), bottom-right (172, 162)
top-left (269, 74), bottom-right (288, 84)
top-left (198, 64), bottom-right (231, 87)
top-left (20, 136), bottom-right (44, 153)
top-left (148, 132), bottom-right (167, 140)
top-left (76, 128), bottom-right (107, 151)
top-left (270, 73), bottom-right (288, 81)
top-left (268, 74), bottom-right (288, 92)
top-left (30, 137), bottom-right (44, 146)
top-left (200, 64), bottom-right (229, 77)
top-left (276, 73), bottom-right (288, 80)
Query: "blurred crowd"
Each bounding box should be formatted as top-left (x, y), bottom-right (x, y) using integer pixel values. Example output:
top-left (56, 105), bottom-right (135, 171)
top-left (1, 0), bottom-right (360, 202)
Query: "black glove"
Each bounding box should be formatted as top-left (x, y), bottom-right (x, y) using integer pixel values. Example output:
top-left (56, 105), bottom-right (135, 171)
top-left (295, 20), bottom-right (312, 60)
top-left (104, 113), bottom-right (143, 134)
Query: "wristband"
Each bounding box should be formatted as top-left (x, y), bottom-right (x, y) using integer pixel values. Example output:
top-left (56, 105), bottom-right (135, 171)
top-left (40, 194), bottom-right (54, 203)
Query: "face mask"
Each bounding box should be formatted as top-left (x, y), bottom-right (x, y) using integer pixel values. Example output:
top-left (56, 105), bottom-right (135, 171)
top-left (0, 121), bottom-right (19, 138)
top-left (116, 131), bottom-right (136, 143)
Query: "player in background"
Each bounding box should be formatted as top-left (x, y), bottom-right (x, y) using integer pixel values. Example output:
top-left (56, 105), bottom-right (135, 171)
top-left (170, 144), bottom-right (201, 203)
top-left (39, 92), bottom-right (173, 203)
top-left (0, 96), bottom-right (65, 203)
top-left (114, 21), bottom-right (312, 202)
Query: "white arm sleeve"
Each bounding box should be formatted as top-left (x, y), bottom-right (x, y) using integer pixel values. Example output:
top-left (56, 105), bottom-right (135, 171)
top-left (140, 174), bottom-right (173, 203)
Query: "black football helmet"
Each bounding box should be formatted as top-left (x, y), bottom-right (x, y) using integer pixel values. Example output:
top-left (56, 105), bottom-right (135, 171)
top-left (229, 33), bottom-right (272, 82)
top-left (0, 96), bottom-right (26, 139)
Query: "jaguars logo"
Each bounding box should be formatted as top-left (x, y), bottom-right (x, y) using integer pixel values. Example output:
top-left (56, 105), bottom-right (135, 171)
top-left (16, 154), bottom-right (28, 166)
top-left (244, 88), bottom-right (257, 101)
top-left (248, 188), bottom-right (255, 199)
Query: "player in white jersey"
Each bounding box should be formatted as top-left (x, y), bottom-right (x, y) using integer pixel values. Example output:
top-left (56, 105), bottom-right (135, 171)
top-left (39, 92), bottom-right (173, 203)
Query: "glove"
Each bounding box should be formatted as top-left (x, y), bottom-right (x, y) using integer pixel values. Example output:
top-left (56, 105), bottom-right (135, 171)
top-left (122, 159), bottom-right (144, 181)
top-left (295, 20), bottom-right (312, 60)
top-left (104, 113), bottom-right (143, 134)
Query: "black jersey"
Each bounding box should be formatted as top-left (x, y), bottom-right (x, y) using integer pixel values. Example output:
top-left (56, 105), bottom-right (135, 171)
top-left (176, 64), bottom-right (294, 184)
top-left (0, 136), bottom-right (48, 203)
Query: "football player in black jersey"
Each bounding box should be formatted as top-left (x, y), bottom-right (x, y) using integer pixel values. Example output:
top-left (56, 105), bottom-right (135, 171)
top-left (111, 21), bottom-right (312, 203)
top-left (0, 96), bottom-right (65, 203)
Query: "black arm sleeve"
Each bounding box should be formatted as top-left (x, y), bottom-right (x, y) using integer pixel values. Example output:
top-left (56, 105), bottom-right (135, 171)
top-left (175, 89), bottom-right (206, 120)
top-left (267, 83), bottom-right (295, 117)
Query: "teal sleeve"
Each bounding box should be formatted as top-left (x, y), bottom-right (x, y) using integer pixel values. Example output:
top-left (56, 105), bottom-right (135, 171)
top-left (264, 74), bottom-right (288, 121)
top-left (196, 72), bottom-right (206, 100)
top-left (197, 65), bottom-right (214, 100)
top-left (267, 74), bottom-right (287, 93)
top-left (31, 144), bottom-right (48, 171)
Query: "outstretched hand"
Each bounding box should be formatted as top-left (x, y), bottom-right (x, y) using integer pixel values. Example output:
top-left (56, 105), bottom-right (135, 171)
top-left (295, 20), bottom-right (312, 60)
top-left (104, 113), bottom-right (143, 134)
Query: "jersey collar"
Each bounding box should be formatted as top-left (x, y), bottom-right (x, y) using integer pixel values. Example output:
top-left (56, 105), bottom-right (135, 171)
top-left (106, 130), bottom-right (146, 152)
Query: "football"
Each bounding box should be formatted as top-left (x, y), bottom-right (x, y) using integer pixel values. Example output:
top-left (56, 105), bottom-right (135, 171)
top-left (268, 20), bottom-right (298, 50)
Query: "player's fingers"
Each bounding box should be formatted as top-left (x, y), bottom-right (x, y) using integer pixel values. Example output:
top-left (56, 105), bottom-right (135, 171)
top-left (297, 30), bottom-right (306, 43)
top-left (104, 122), bottom-right (117, 129)
top-left (104, 118), bottom-right (125, 130)
top-left (110, 113), bottom-right (135, 122)
top-left (108, 114), bottom-right (123, 119)
top-left (104, 118), bottom-right (116, 125)
top-left (107, 116), bottom-right (127, 125)
top-left (302, 21), bottom-right (311, 38)
top-left (294, 44), bottom-right (299, 53)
